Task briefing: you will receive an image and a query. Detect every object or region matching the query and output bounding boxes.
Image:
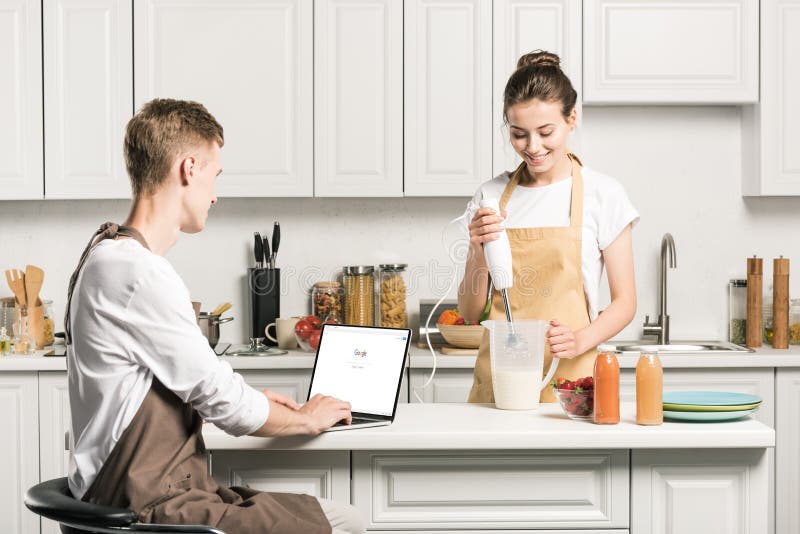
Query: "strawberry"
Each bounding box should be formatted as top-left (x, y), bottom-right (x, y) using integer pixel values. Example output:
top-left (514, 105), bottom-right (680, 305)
top-left (454, 317), bottom-right (466, 325)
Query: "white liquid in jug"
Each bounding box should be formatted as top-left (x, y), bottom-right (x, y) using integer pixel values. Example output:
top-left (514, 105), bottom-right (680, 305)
top-left (493, 369), bottom-right (539, 410)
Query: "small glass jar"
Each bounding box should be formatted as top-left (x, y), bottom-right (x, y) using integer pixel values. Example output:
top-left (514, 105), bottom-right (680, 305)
top-left (343, 266), bottom-right (375, 326)
top-left (789, 299), bottom-right (800, 345)
top-left (13, 310), bottom-right (33, 355)
top-left (763, 302), bottom-right (774, 344)
top-left (728, 279), bottom-right (747, 345)
top-left (312, 282), bottom-right (345, 323)
top-left (42, 299), bottom-right (55, 346)
top-left (0, 326), bottom-right (10, 354)
top-left (378, 264), bottom-right (408, 328)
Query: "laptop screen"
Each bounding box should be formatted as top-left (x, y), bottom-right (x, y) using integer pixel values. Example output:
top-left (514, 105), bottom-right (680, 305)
top-left (308, 325), bottom-right (410, 417)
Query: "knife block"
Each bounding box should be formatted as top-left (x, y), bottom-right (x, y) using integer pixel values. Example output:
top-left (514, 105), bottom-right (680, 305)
top-left (249, 268), bottom-right (280, 346)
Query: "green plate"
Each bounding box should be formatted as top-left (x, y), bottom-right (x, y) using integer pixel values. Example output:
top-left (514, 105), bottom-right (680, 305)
top-left (664, 408), bottom-right (758, 422)
top-left (663, 401), bottom-right (762, 412)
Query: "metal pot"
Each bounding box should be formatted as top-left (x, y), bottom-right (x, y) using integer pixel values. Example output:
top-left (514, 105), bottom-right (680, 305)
top-left (198, 313), bottom-right (233, 349)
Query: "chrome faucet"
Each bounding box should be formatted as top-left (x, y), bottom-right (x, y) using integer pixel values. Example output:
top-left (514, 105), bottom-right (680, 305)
top-left (643, 233), bottom-right (677, 345)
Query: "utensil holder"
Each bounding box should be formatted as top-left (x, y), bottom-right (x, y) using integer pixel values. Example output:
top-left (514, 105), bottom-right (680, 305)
top-left (249, 268), bottom-right (280, 347)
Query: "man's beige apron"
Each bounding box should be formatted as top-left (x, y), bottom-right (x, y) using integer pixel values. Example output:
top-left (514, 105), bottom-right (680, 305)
top-left (468, 154), bottom-right (597, 404)
top-left (66, 223), bottom-right (331, 534)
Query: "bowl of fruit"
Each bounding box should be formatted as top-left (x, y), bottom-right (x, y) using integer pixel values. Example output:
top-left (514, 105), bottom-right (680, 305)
top-left (552, 376), bottom-right (594, 420)
top-left (436, 309), bottom-right (485, 348)
top-left (294, 315), bottom-right (324, 352)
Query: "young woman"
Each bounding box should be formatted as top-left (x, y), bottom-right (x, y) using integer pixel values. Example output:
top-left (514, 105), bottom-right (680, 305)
top-left (459, 50), bottom-right (639, 403)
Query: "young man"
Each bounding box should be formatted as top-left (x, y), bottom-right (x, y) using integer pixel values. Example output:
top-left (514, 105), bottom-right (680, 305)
top-left (65, 99), bottom-right (362, 534)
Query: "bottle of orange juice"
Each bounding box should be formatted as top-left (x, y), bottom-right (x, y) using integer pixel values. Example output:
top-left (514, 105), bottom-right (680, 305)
top-left (593, 351), bottom-right (620, 424)
top-left (636, 351), bottom-right (663, 425)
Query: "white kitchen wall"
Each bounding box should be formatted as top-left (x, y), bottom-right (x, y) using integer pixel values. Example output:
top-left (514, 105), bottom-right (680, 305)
top-left (1, 105), bottom-right (798, 344)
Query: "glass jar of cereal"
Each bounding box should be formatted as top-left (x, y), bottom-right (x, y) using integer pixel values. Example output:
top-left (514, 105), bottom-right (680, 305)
top-left (312, 282), bottom-right (344, 324)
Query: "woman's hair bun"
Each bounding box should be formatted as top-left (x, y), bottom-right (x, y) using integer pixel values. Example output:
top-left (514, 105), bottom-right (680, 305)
top-left (516, 50), bottom-right (561, 69)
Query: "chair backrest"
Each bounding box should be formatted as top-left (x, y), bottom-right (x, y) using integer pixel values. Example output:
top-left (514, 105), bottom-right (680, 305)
top-left (25, 477), bottom-right (137, 528)
top-left (25, 477), bottom-right (226, 533)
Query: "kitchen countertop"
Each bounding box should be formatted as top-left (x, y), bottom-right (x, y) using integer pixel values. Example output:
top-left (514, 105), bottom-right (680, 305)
top-left (202, 402), bottom-right (775, 450)
top-left (3, 344), bottom-right (800, 371)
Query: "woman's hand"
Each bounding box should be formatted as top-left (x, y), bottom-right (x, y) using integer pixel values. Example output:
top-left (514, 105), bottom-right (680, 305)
top-left (468, 207), bottom-right (508, 250)
top-left (547, 319), bottom-right (584, 359)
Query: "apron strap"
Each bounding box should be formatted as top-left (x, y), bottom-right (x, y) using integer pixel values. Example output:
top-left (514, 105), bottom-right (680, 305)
top-left (64, 223), bottom-right (150, 346)
top-left (567, 153), bottom-right (584, 230)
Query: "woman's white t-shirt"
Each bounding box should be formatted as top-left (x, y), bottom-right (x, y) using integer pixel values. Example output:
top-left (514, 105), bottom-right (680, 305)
top-left (461, 166), bottom-right (639, 320)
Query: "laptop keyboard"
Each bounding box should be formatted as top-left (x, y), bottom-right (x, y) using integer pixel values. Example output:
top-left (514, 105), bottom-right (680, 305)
top-left (335, 417), bottom-right (377, 426)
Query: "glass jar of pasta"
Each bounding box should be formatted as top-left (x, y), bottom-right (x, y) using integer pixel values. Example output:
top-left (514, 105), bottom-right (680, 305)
top-left (343, 266), bottom-right (375, 326)
top-left (378, 264), bottom-right (408, 328)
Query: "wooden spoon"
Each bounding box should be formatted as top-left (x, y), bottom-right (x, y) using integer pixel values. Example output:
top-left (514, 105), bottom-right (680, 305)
top-left (25, 265), bottom-right (44, 309)
top-left (4, 269), bottom-right (27, 309)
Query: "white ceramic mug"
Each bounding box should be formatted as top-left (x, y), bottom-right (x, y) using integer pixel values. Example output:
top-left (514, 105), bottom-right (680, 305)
top-left (266, 317), bottom-right (300, 349)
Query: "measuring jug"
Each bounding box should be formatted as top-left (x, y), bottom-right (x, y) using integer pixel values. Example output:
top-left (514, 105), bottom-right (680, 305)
top-left (482, 319), bottom-right (559, 410)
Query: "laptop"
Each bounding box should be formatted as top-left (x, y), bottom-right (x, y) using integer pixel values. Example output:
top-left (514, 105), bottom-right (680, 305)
top-left (307, 324), bottom-right (411, 431)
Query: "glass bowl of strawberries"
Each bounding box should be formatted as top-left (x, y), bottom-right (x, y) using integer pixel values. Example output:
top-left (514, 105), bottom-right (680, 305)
top-left (552, 376), bottom-right (594, 420)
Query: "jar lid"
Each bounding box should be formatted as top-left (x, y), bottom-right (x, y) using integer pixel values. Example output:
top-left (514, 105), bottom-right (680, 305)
top-left (379, 263), bottom-right (407, 271)
top-left (730, 279), bottom-right (747, 287)
top-left (313, 281), bottom-right (342, 288)
top-left (343, 265), bottom-right (374, 275)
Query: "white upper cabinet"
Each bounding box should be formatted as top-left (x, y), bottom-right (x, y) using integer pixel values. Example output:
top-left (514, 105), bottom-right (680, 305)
top-left (492, 0), bottom-right (582, 177)
top-left (404, 0), bottom-right (492, 197)
top-left (314, 0), bottom-right (403, 197)
top-left (742, 0), bottom-right (800, 196)
top-left (134, 0), bottom-right (313, 197)
top-left (44, 0), bottom-right (133, 199)
top-left (583, 0), bottom-right (759, 104)
top-left (0, 0), bottom-right (42, 200)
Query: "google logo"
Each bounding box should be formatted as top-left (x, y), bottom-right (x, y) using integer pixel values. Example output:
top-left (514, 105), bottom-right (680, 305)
top-left (353, 349), bottom-right (367, 358)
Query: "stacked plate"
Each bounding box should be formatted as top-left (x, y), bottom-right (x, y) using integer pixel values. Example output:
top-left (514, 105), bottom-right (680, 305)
top-left (662, 391), bottom-right (762, 422)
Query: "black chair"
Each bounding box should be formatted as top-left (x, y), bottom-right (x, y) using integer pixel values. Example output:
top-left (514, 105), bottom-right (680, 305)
top-left (25, 477), bottom-right (225, 534)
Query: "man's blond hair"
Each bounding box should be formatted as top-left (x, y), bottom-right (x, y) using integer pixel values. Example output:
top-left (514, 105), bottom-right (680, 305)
top-left (124, 98), bottom-right (224, 197)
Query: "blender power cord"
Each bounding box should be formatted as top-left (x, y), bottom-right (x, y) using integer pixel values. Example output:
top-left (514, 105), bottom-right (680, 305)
top-left (414, 205), bottom-right (481, 403)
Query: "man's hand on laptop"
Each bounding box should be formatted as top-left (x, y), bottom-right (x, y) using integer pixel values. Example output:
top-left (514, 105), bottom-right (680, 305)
top-left (262, 389), bottom-right (301, 410)
top-left (300, 394), bottom-right (353, 434)
top-left (250, 393), bottom-right (352, 437)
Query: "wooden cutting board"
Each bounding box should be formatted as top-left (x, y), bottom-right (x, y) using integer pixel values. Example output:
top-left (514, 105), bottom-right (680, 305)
top-left (440, 345), bottom-right (479, 356)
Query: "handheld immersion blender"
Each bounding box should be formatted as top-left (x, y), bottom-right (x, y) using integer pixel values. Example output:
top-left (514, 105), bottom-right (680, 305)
top-left (479, 197), bottom-right (517, 337)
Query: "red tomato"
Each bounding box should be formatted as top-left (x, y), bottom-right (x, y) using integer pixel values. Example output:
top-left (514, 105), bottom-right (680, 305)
top-left (309, 329), bottom-right (322, 350)
top-left (294, 319), bottom-right (313, 340)
top-left (306, 315), bottom-right (322, 330)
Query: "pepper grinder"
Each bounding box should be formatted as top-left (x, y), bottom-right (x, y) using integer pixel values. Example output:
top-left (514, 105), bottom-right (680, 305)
top-left (746, 256), bottom-right (762, 348)
top-left (773, 257), bottom-right (790, 349)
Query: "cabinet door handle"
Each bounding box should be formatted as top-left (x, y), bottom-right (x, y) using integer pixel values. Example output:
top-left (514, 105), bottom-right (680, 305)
top-left (64, 431), bottom-right (70, 451)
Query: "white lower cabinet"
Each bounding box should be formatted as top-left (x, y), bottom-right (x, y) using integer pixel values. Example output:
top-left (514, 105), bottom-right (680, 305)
top-left (37, 373), bottom-right (70, 534)
top-left (632, 449), bottom-right (769, 534)
top-left (352, 450), bottom-right (629, 530)
top-left (620, 367), bottom-right (775, 426)
top-left (238, 369), bottom-right (312, 404)
top-left (409, 368), bottom-right (473, 403)
top-left (776, 368), bottom-right (800, 534)
top-left (0, 373), bottom-right (40, 534)
top-left (210, 450), bottom-right (349, 502)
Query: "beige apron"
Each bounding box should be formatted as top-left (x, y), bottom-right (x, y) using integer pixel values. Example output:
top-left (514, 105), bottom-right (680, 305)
top-left (468, 154), bottom-right (597, 404)
top-left (67, 223), bottom-right (331, 534)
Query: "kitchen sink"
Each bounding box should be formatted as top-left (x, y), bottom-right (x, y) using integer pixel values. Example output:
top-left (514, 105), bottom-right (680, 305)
top-left (599, 341), bottom-right (753, 354)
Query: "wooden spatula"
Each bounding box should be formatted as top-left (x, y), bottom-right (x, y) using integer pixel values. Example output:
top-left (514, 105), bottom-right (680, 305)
top-left (25, 265), bottom-right (44, 308)
top-left (4, 269), bottom-right (27, 309)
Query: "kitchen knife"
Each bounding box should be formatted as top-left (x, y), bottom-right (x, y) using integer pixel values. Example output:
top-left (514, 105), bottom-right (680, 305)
top-left (254, 232), bottom-right (263, 269)
top-left (262, 233), bottom-right (271, 268)
top-left (270, 222), bottom-right (280, 269)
